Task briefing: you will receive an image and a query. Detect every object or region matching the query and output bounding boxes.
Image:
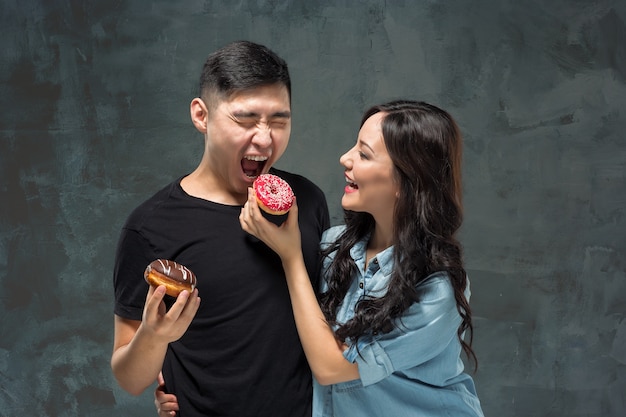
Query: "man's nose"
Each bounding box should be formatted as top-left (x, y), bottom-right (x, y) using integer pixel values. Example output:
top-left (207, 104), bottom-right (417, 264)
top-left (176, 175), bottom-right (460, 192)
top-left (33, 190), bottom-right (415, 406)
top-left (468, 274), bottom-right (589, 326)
top-left (252, 125), bottom-right (272, 148)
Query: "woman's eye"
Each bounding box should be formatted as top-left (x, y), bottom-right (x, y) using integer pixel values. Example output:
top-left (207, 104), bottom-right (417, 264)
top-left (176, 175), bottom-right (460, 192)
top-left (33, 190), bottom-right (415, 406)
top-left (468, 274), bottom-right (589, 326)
top-left (359, 151), bottom-right (369, 160)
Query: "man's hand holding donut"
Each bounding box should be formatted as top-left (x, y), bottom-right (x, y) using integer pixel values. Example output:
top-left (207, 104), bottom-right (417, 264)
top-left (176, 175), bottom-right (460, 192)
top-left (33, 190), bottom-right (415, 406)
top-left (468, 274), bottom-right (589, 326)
top-left (141, 284), bottom-right (200, 345)
top-left (111, 285), bottom-right (200, 395)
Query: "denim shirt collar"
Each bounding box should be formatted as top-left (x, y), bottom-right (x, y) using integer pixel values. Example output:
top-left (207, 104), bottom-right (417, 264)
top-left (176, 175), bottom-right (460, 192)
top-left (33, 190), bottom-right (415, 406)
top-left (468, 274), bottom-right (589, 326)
top-left (349, 233), bottom-right (395, 277)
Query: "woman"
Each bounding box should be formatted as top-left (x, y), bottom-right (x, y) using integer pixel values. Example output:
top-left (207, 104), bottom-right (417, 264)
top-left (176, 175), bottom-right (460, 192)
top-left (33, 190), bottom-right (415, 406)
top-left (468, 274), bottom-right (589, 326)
top-left (157, 100), bottom-right (483, 416)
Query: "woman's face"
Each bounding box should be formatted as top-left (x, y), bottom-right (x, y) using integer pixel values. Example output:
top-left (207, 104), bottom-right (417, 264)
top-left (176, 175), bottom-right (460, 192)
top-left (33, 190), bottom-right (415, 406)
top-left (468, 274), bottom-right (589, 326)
top-left (339, 112), bottom-right (399, 222)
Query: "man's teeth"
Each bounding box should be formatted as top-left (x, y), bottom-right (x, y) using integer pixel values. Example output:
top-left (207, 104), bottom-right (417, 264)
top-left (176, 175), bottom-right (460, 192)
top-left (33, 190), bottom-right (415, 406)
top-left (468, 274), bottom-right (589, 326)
top-left (245, 155), bottom-right (268, 162)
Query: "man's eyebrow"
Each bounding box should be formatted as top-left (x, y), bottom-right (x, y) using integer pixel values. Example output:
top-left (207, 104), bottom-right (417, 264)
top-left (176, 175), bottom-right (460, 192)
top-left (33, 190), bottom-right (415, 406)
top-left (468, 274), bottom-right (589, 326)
top-left (272, 111), bottom-right (291, 118)
top-left (232, 110), bottom-right (291, 119)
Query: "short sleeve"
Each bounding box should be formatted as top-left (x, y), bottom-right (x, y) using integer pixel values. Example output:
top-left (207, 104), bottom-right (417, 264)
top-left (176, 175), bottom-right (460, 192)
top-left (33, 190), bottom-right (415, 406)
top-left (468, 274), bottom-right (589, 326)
top-left (113, 227), bottom-right (155, 320)
top-left (343, 273), bottom-right (462, 386)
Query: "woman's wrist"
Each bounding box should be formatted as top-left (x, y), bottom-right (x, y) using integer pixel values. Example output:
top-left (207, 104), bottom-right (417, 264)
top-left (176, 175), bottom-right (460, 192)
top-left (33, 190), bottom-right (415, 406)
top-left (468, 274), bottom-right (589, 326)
top-left (281, 253), bottom-right (306, 276)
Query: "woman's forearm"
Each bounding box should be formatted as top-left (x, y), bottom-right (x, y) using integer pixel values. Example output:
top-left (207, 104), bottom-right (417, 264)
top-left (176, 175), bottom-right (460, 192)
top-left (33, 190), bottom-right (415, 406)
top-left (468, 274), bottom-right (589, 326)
top-left (281, 256), bottom-right (360, 386)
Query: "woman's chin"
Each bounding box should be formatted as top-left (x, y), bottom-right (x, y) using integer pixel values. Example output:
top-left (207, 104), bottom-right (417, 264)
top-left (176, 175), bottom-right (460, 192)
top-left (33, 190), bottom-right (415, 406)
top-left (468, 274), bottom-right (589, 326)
top-left (340, 196), bottom-right (357, 212)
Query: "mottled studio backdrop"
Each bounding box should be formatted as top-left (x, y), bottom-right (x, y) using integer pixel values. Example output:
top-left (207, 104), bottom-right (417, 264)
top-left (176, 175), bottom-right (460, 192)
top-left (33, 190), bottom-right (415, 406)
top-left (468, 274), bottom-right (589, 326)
top-left (1, 0), bottom-right (625, 416)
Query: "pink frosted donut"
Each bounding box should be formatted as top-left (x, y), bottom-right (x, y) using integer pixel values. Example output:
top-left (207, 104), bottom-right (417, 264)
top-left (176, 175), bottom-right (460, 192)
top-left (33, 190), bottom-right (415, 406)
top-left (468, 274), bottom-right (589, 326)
top-left (253, 174), bottom-right (294, 215)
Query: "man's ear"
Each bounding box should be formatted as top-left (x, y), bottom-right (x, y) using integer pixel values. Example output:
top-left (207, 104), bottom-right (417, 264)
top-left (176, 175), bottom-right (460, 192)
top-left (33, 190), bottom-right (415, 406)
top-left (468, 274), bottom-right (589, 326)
top-left (190, 97), bottom-right (208, 133)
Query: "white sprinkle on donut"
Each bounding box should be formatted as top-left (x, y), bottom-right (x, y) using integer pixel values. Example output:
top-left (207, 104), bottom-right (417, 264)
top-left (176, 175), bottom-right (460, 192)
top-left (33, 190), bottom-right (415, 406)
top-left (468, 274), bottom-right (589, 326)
top-left (253, 174), bottom-right (294, 215)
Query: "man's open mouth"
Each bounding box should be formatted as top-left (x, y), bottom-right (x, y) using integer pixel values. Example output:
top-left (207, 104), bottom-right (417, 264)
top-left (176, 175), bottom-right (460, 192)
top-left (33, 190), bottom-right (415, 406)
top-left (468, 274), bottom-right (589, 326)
top-left (242, 155), bottom-right (268, 178)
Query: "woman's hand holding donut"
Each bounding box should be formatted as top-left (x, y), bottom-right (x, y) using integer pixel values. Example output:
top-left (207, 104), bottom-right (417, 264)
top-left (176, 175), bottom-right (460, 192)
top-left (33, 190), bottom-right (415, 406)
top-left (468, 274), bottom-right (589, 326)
top-left (141, 283), bottom-right (200, 345)
top-left (240, 187), bottom-right (303, 263)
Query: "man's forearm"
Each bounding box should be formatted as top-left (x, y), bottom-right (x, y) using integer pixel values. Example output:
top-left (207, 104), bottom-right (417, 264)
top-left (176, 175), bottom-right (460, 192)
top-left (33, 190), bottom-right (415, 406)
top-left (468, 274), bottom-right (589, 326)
top-left (111, 325), bottom-right (169, 396)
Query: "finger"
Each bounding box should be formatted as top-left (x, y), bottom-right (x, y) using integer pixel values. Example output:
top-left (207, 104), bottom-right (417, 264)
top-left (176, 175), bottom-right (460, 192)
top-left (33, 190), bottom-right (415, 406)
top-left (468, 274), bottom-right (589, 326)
top-left (144, 285), bottom-right (167, 317)
top-left (285, 196), bottom-right (299, 228)
top-left (179, 289), bottom-right (201, 323)
top-left (239, 208), bottom-right (252, 235)
top-left (239, 211), bottom-right (248, 231)
top-left (248, 187), bottom-right (262, 216)
top-left (155, 384), bottom-right (168, 399)
top-left (244, 187), bottom-right (253, 211)
top-left (240, 189), bottom-right (260, 234)
top-left (160, 404), bottom-right (178, 416)
top-left (156, 400), bottom-right (178, 417)
top-left (162, 289), bottom-right (191, 321)
top-left (240, 190), bottom-right (253, 218)
top-left (154, 377), bottom-right (180, 410)
top-left (147, 283), bottom-right (156, 298)
top-left (157, 371), bottom-right (165, 387)
top-left (159, 398), bottom-right (180, 410)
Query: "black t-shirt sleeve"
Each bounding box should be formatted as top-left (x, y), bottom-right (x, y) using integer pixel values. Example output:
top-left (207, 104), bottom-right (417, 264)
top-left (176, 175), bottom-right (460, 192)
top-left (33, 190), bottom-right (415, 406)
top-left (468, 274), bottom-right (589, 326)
top-left (318, 187), bottom-right (331, 232)
top-left (113, 227), bottom-right (155, 320)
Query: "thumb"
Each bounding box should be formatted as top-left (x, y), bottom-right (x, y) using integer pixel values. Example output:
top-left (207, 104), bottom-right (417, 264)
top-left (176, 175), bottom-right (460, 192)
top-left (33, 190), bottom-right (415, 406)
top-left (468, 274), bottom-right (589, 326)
top-left (285, 197), bottom-right (299, 228)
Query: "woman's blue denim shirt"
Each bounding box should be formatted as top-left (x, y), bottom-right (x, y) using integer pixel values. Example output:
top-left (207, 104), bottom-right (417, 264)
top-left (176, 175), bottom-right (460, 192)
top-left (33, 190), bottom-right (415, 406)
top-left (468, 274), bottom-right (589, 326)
top-left (313, 226), bottom-right (483, 417)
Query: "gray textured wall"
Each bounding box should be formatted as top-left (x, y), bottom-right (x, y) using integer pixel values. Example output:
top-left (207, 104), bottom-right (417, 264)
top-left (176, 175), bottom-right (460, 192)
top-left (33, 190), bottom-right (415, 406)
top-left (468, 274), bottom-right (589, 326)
top-left (1, 0), bottom-right (625, 416)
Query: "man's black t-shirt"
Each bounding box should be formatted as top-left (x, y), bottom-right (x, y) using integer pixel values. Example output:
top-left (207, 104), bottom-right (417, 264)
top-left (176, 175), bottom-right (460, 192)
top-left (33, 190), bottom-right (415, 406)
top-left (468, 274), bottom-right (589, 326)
top-left (114, 169), bottom-right (330, 417)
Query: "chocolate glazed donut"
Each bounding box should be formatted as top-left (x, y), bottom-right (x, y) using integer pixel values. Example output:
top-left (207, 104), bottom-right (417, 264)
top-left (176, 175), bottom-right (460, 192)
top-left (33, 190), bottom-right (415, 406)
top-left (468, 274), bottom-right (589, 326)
top-left (144, 259), bottom-right (197, 297)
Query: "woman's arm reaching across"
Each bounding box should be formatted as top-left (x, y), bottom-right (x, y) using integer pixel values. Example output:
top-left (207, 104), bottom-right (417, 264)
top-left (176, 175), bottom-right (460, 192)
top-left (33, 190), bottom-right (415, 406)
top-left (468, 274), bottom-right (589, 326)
top-left (240, 189), bottom-right (359, 385)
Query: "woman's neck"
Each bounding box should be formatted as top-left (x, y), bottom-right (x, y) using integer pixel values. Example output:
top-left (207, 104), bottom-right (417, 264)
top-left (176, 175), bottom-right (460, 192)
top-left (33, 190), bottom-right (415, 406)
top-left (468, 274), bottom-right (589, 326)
top-left (369, 217), bottom-right (393, 249)
top-left (365, 224), bottom-right (393, 269)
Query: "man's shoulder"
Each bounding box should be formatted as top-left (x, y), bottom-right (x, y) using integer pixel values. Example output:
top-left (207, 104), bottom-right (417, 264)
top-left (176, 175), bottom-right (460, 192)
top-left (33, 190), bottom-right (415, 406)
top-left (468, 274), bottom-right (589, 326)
top-left (123, 177), bottom-right (182, 228)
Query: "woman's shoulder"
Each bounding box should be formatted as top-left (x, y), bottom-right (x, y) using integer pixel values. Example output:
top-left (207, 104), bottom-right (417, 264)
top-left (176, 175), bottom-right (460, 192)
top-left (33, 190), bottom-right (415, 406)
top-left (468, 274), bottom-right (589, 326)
top-left (418, 270), bottom-right (471, 301)
top-left (415, 271), bottom-right (456, 301)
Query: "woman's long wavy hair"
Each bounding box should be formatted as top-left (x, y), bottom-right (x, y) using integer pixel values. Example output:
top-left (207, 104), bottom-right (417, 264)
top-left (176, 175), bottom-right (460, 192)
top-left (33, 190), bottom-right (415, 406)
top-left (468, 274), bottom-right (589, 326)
top-left (319, 100), bottom-right (477, 368)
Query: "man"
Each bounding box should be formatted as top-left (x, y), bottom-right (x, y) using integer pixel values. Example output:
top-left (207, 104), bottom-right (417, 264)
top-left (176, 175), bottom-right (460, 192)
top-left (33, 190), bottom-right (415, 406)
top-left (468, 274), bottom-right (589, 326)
top-left (112, 40), bottom-right (329, 417)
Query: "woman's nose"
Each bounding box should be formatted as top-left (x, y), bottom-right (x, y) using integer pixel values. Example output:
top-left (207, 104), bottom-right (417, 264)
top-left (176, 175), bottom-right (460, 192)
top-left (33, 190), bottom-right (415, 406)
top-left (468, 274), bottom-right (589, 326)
top-left (339, 149), bottom-right (351, 168)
